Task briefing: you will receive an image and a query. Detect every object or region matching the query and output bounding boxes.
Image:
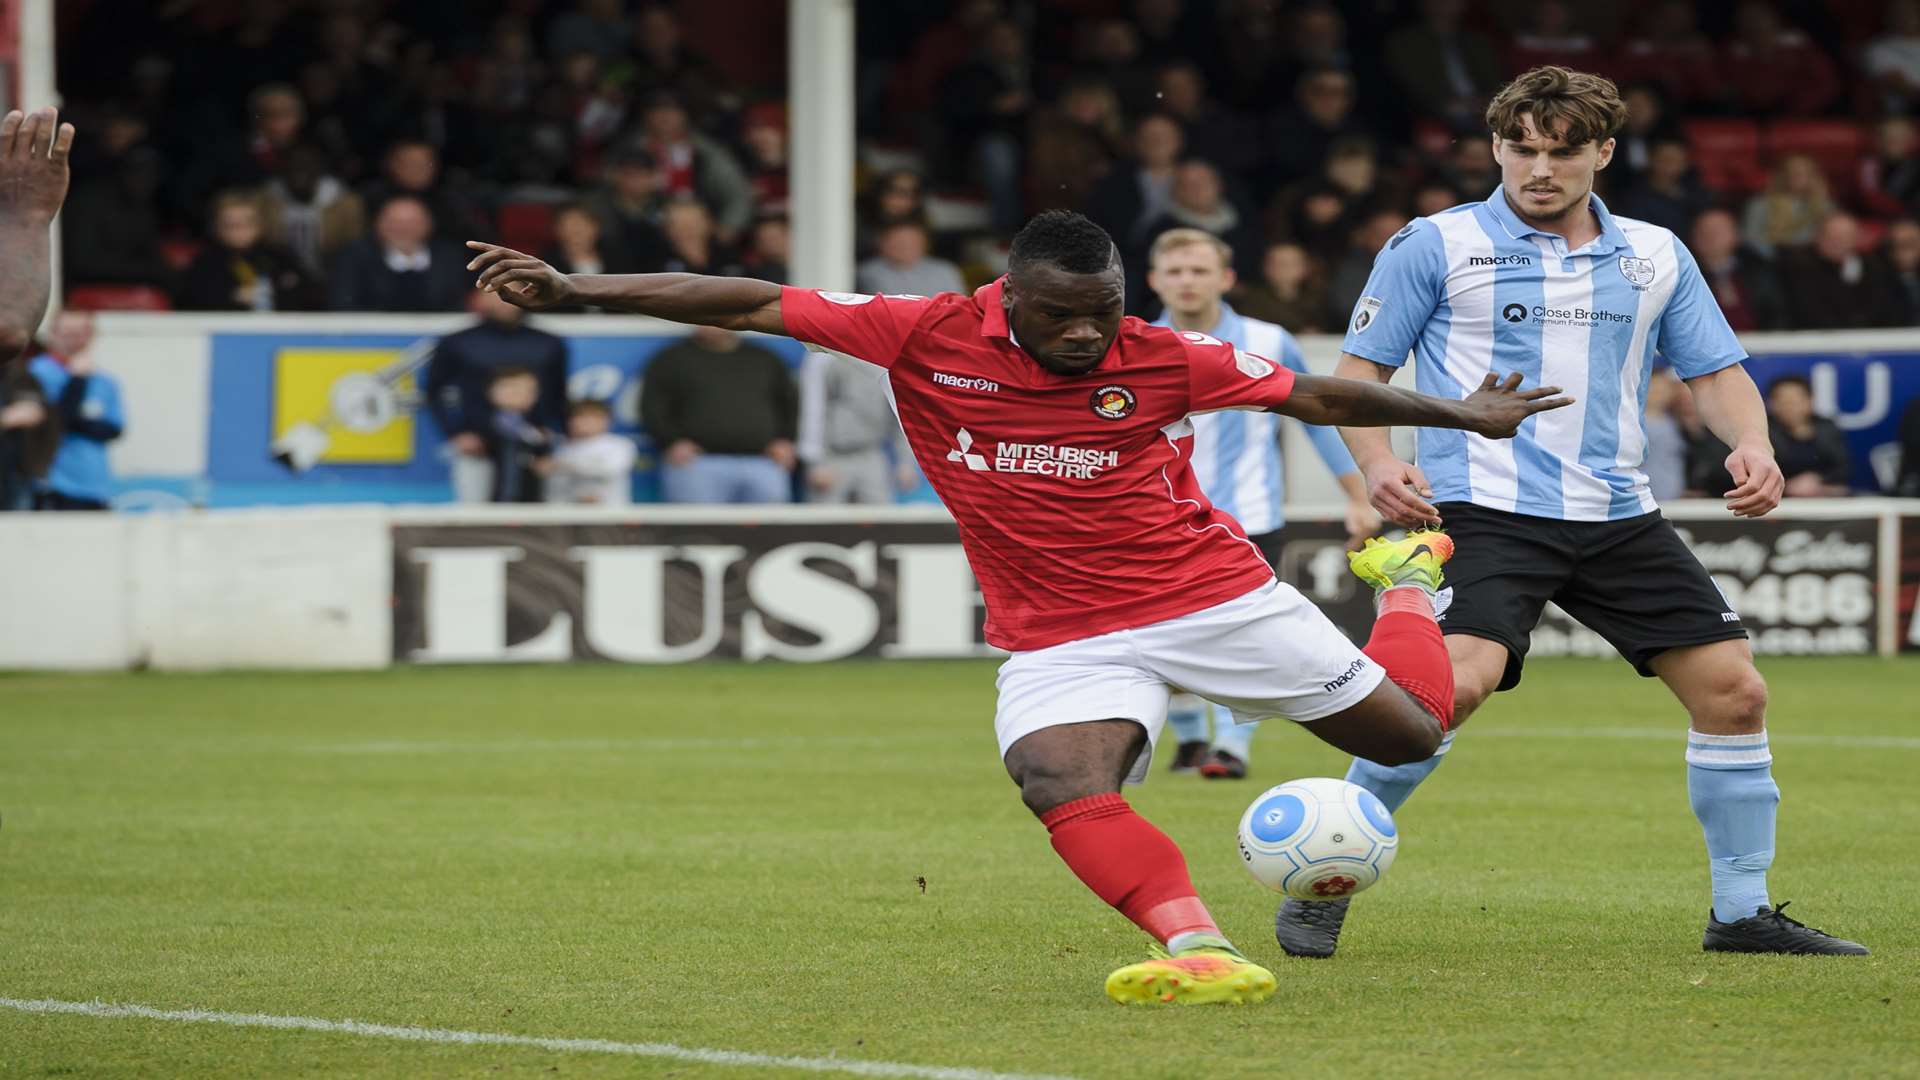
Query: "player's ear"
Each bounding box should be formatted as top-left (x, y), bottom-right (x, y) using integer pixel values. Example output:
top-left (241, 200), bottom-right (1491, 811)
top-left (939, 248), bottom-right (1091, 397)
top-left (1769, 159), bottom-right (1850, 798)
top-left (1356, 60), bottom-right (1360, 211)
top-left (1594, 137), bottom-right (1616, 171)
top-left (1220, 267), bottom-right (1237, 293)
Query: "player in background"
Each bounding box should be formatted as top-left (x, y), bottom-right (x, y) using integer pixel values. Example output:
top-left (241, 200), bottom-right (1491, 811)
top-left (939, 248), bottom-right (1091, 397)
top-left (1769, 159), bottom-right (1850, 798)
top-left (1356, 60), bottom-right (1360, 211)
top-left (468, 211), bottom-right (1570, 1004)
top-left (0, 108), bottom-right (76, 364)
top-left (1146, 228), bottom-right (1380, 780)
top-left (1280, 67), bottom-right (1868, 958)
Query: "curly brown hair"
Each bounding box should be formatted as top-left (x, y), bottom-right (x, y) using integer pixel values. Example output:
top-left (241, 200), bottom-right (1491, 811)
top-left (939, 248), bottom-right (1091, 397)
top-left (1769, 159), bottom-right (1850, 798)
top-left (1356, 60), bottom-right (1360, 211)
top-left (1485, 67), bottom-right (1627, 147)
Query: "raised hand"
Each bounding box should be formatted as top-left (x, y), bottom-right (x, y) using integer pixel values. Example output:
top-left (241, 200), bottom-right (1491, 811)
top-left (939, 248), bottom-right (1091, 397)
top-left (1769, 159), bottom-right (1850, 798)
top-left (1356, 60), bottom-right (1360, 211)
top-left (0, 108), bottom-right (77, 225)
top-left (465, 241), bottom-right (577, 309)
top-left (1462, 371), bottom-right (1573, 439)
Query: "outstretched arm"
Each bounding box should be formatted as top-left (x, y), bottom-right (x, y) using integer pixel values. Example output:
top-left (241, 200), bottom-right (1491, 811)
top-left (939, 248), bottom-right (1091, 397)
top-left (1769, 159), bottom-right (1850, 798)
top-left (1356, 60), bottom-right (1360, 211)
top-left (0, 109), bottom-right (77, 362)
top-left (466, 242), bottom-right (785, 334)
top-left (1277, 370), bottom-right (1572, 439)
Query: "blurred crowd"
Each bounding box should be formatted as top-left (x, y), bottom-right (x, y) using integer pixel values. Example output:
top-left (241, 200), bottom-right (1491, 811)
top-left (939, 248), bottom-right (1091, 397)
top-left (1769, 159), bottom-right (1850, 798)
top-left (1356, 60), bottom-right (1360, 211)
top-left (42, 0), bottom-right (1920, 329)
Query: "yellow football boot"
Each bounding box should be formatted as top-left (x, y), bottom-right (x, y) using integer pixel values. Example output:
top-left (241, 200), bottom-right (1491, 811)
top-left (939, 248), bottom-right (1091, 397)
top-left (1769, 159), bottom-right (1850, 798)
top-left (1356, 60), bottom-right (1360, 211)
top-left (1104, 949), bottom-right (1277, 1006)
top-left (1347, 528), bottom-right (1453, 593)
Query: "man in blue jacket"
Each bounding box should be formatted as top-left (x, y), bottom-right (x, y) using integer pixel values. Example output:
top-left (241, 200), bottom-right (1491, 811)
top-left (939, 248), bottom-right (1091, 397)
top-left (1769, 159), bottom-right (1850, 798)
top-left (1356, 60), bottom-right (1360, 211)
top-left (29, 309), bottom-right (124, 511)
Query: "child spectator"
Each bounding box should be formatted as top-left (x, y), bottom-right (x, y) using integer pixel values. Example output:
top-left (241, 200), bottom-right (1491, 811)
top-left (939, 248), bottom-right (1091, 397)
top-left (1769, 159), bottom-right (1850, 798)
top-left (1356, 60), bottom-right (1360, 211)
top-left (1766, 375), bottom-right (1852, 497)
top-left (480, 367), bottom-right (555, 503)
top-left (541, 400), bottom-right (636, 505)
top-left (27, 311), bottom-right (124, 511)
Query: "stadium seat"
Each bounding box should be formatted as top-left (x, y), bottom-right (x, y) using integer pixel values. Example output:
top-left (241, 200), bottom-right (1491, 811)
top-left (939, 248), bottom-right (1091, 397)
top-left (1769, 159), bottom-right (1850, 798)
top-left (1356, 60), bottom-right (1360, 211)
top-left (160, 239), bottom-right (203, 272)
top-left (1764, 120), bottom-right (1867, 196)
top-left (1684, 119), bottom-right (1765, 195)
top-left (496, 202), bottom-right (556, 255)
top-left (1855, 217), bottom-right (1888, 253)
top-left (65, 284), bottom-right (173, 312)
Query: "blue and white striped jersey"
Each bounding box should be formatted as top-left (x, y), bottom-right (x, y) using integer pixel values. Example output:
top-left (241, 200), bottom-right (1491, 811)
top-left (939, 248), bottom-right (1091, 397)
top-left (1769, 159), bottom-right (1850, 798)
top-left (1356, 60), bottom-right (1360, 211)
top-left (1154, 303), bottom-right (1357, 534)
top-left (1340, 189), bottom-right (1746, 522)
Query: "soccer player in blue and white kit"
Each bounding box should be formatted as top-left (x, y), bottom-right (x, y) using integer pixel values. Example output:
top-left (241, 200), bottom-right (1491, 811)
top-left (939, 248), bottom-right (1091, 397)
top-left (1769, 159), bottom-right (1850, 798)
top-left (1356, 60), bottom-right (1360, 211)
top-left (1146, 228), bottom-right (1381, 779)
top-left (1275, 67), bottom-right (1869, 957)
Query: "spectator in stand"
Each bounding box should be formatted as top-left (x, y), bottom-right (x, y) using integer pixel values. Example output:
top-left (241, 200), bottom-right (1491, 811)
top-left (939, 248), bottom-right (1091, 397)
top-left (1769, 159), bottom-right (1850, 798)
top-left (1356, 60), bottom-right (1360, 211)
top-left (641, 326), bottom-right (798, 504)
top-left (1766, 375), bottom-right (1851, 497)
top-left (797, 351), bottom-right (914, 505)
top-left (1139, 160), bottom-right (1258, 312)
top-left (0, 363), bottom-right (54, 512)
top-left (740, 104), bottom-right (790, 216)
top-left (1027, 77), bottom-right (1125, 216)
top-left (1076, 18), bottom-right (1157, 119)
top-left (858, 169), bottom-right (927, 258)
top-left (1084, 114), bottom-right (1184, 256)
top-left (425, 287), bottom-right (570, 503)
top-left (857, 220), bottom-right (965, 297)
top-left (262, 143), bottom-right (365, 277)
top-left (540, 399), bottom-right (636, 505)
top-left (26, 311), bottom-right (123, 511)
top-left (629, 5), bottom-right (732, 124)
top-left (1382, 0), bottom-right (1502, 132)
top-left (635, 92), bottom-right (753, 240)
top-left (1267, 137), bottom-right (1386, 263)
top-left (1412, 181), bottom-right (1463, 217)
top-left (1505, 0), bottom-right (1598, 76)
top-left (1324, 209), bottom-right (1410, 332)
top-left (1263, 68), bottom-right (1365, 190)
top-left (544, 202), bottom-right (628, 277)
top-left (744, 216), bottom-right (790, 284)
top-left (659, 197), bottom-right (746, 277)
top-left (61, 146), bottom-right (172, 291)
top-left (178, 191), bottom-right (321, 312)
top-left (546, 0), bottom-right (630, 64)
top-left (1438, 134), bottom-right (1500, 197)
top-left (1690, 208), bottom-right (1787, 333)
top-left (1155, 62), bottom-right (1256, 185)
top-left (328, 197), bottom-right (471, 312)
top-left (1866, 0), bottom-right (1920, 116)
top-left (478, 367), bottom-right (556, 503)
top-left (1897, 396), bottom-right (1920, 496)
top-left (1743, 154), bottom-right (1834, 256)
top-left (1715, 2), bottom-right (1840, 117)
top-left (359, 139), bottom-right (489, 249)
top-left (188, 83), bottom-right (306, 198)
top-left (1612, 139), bottom-right (1712, 236)
top-left (1610, 84), bottom-right (1683, 193)
top-left (1614, 0), bottom-right (1717, 108)
top-left (1778, 212), bottom-right (1905, 329)
top-left (1229, 241), bottom-right (1325, 334)
top-left (1641, 368), bottom-right (1689, 503)
top-left (1881, 218), bottom-right (1920, 325)
top-left (1859, 117), bottom-right (1920, 220)
top-left (585, 142), bottom-right (670, 273)
top-left (937, 18), bottom-right (1033, 237)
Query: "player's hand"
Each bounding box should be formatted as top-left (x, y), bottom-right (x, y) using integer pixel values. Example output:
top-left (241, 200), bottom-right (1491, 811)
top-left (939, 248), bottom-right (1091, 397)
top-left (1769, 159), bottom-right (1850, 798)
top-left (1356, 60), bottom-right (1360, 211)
top-left (450, 432), bottom-right (486, 456)
top-left (1724, 443), bottom-right (1785, 517)
top-left (0, 108), bottom-right (77, 226)
top-left (1343, 497), bottom-right (1383, 550)
top-left (1, 399), bottom-right (46, 429)
top-left (65, 350), bottom-right (95, 376)
top-left (1462, 371), bottom-right (1573, 439)
top-left (665, 439), bottom-right (700, 468)
top-left (1362, 458), bottom-right (1439, 528)
top-left (766, 438), bottom-right (797, 471)
top-left (465, 241), bottom-right (577, 309)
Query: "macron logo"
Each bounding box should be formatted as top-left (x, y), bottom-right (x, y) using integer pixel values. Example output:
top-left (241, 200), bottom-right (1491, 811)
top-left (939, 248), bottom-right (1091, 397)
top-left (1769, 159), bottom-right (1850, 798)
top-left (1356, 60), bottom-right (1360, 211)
top-left (1323, 657), bottom-right (1368, 693)
top-left (1469, 254), bottom-right (1533, 267)
top-left (933, 372), bottom-right (1000, 393)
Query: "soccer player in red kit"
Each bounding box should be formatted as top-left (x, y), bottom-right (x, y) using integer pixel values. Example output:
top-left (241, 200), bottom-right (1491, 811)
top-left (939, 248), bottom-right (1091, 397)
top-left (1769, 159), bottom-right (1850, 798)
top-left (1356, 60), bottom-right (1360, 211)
top-left (467, 212), bottom-right (1570, 1005)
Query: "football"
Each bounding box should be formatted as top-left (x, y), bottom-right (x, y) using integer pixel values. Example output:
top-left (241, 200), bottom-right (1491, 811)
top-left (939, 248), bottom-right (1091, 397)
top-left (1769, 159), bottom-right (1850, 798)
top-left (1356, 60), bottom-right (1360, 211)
top-left (1236, 777), bottom-right (1399, 900)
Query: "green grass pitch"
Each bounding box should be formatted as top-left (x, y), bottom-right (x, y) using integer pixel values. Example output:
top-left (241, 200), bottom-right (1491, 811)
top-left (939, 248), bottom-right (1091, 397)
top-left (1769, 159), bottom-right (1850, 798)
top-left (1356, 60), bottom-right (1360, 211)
top-left (2, 657), bottom-right (1916, 1079)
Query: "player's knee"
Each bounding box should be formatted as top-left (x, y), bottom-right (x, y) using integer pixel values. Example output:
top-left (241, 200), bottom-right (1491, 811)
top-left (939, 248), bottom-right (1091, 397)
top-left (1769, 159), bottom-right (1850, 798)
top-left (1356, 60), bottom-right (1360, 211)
top-left (1451, 676), bottom-right (1493, 725)
top-left (1372, 705), bottom-right (1443, 766)
top-left (1013, 763), bottom-right (1109, 817)
top-left (1698, 667), bottom-right (1769, 733)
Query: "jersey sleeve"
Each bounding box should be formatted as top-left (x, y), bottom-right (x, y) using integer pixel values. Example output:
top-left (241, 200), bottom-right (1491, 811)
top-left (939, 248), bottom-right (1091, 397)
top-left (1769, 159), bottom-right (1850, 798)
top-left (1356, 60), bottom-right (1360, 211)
top-left (779, 287), bottom-right (933, 369)
top-left (1658, 237), bottom-right (1748, 379)
top-left (1179, 329), bottom-right (1297, 414)
top-left (1338, 217), bottom-right (1446, 368)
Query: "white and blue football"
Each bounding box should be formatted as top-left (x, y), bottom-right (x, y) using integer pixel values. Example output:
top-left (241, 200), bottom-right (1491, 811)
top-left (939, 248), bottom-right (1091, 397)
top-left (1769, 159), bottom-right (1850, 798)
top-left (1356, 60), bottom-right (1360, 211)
top-left (1236, 777), bottom-right (1399, 900)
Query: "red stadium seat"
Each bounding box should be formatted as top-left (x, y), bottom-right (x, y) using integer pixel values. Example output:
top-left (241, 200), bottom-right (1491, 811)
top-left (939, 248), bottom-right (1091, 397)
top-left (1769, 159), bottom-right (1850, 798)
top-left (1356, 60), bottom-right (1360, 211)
top-left (496, 202), bottom-right (556, 255)
top-left (160, 239), bottom-right (203, 272)
top-left (1763, 120), bottom-right (1867, 197)
top-left (1684, 119), bottom-right (1766, 195)
top-left (65, 285), bottom-right (173, 312)
top-left (1854, 217), bottom-right (1888, 253)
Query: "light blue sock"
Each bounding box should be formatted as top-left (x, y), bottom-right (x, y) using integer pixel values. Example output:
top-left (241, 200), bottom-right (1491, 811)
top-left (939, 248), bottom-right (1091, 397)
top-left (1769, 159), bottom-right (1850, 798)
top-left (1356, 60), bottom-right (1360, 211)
top-left (1211, 706), bottom-right (1257, 761)
top-left (1344, 732), bottom-right (1454, 813)
top-left (1166, 703), bottom-right (1209, 745)
top-left (1687, 730), bottom-right (1778, 923)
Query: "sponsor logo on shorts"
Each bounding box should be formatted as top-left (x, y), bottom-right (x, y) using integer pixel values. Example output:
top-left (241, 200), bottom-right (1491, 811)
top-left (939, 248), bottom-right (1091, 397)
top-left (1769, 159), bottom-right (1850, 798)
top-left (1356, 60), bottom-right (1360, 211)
top-left (1323, 656), bottom-right (1368, 693)
top-left (1090, 385), bottom-right (1136, 420)
top-left (933, 371), bottom-right (1000, 393)
top-left (1433, 586), bottom-right (1454, 617)
top-left (1721, 611), bottom-right (1742, 623)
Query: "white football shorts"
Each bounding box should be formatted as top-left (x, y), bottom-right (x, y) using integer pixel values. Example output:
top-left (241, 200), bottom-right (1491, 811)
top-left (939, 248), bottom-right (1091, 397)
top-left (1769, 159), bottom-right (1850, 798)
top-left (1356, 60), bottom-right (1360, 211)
top-left (994, 580), bottom-right (1385, 784)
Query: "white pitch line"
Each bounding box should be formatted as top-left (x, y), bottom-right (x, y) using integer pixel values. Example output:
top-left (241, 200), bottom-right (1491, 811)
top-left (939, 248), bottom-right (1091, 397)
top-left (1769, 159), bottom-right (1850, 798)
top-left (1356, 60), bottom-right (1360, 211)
top-left (0, 997), bottom-right (1080, 1080)
top-left (1471, 727), bottom-right (1920, 751)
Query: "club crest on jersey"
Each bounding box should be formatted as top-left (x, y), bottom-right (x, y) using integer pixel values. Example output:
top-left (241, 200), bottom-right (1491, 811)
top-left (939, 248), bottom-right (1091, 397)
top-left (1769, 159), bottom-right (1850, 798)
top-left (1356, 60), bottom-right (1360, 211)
top-left (1234, 349), bottom-right (1275, 379)
top-left (1090, 384), bottom-right (1136, 420)
top-left (1617, 256), bottom-right (1656, 289)
top-left (1352, 296), bottom-right (1383, 332)
top-left (818, 291), bottom-right (876, 305)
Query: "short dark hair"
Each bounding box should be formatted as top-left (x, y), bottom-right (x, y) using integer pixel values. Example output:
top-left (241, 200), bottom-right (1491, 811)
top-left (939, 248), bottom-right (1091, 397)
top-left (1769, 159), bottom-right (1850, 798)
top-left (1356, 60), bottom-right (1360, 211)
top-left (1767, 374), bottom-right (1813, 398)
top-left (1009, 211), bottom-right (1115, 276)
top-left (489, 366), bottom-right (537, 385)
top-left (570, 398), bottom-right (612, 418)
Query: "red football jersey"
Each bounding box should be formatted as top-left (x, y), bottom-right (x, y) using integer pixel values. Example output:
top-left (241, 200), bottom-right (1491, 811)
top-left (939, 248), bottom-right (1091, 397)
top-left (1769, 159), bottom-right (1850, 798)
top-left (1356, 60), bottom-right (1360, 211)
top-left (781, 280), bottom-right (1297, 651)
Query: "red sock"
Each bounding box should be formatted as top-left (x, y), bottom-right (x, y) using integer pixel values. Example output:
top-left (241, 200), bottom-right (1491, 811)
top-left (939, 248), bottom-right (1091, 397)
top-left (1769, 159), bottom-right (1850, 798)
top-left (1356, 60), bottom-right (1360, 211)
top-left (1040, 793), bottom-right (1220, 945)
top-left (1364, 587), bottom-right (1455, 731)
